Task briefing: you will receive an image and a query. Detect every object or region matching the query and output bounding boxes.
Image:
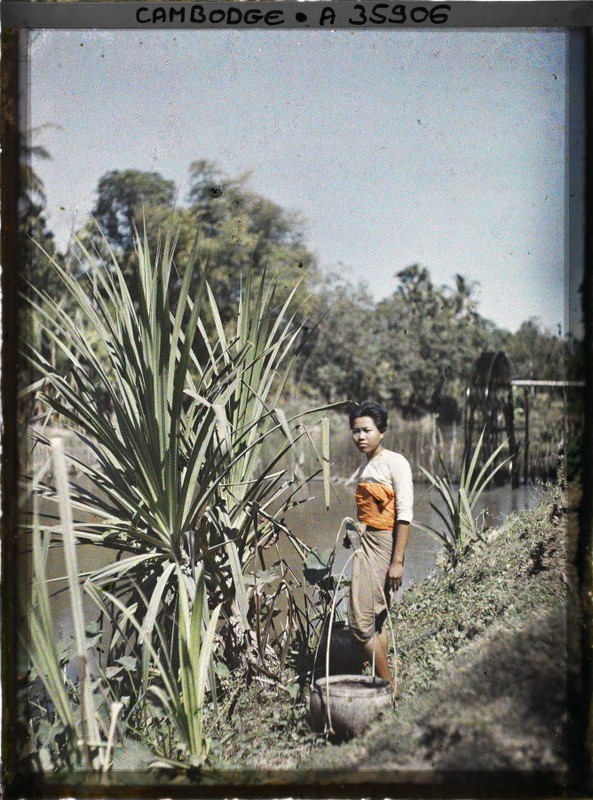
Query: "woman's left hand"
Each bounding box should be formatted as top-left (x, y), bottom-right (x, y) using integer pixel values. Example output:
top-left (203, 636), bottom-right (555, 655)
top-left (386, 562), bottom-right (404, 593)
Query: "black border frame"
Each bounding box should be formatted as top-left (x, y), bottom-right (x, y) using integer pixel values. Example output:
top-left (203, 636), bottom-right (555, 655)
top-left (1, 6), bottom-right (591, 797)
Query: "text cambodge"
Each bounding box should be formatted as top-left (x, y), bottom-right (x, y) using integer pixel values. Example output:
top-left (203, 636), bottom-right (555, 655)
top-left (136, 5), bottom-right (285, 25)
top-left (135, 4), bottom-right (452, 26)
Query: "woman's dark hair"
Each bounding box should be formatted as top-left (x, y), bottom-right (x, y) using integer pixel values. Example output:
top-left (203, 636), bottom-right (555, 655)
top-left (348, 400), bottom-right (388, 433)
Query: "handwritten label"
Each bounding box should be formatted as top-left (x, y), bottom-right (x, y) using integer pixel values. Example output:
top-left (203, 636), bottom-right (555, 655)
top-left (135, 3), bottom-right (452, 27)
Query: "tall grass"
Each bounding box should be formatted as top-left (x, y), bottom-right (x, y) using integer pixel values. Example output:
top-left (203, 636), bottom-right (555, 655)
top-left (21, 441), bottom-right (121, 771)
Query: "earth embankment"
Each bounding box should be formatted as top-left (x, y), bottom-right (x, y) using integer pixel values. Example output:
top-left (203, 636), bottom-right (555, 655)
top-left (214, 484), bottom-right (580, 791)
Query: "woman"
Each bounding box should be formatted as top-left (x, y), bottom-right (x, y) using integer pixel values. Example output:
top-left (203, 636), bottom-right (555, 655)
top-left (347, 400), bottom-right (413, 691)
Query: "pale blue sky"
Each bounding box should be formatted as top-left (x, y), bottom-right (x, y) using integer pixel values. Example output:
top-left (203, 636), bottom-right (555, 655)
top-left (30, 29), bottom-right (568, 333)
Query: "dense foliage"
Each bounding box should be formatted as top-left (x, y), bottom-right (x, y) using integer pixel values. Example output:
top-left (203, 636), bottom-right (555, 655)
top-left (29, 155), bottom-right (573, 419)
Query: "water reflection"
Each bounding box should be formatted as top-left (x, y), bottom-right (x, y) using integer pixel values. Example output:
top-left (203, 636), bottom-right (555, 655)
top-left (37, 478), bottom-right (546, 636)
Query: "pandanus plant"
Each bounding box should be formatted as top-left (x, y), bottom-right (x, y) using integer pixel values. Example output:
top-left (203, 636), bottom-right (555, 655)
top-left (22, 225), bottom-right (337, 763)
top-left (416, 429), bottom-right (510, 565)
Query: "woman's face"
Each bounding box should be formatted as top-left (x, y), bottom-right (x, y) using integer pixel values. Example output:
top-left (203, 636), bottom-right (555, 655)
top-left (351, 416), bottom-right (384, 458)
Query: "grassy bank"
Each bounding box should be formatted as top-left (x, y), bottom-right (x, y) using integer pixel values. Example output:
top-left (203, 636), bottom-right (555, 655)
top-left (207, 482), bottom-right (577, 780)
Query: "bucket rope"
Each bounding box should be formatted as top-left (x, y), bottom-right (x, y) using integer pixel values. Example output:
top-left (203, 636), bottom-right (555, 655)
top-left (310, 516), bottom-right (358, 681)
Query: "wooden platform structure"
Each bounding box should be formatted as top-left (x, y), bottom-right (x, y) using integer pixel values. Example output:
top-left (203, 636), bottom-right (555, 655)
top-left (464, 352), bottom-right (584, 487)
top-left (511, 379), bottom-right (584, 485)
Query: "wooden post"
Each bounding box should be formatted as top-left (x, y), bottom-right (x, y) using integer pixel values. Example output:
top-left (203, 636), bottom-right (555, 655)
top-left (506, 385), bottom-right (519, 489)
top-left (450, 421), bottom-right (457, 474)
top-left (563, 384), bottom-right (568, 465)
top-left (523, 387), bottom-right (530, 485)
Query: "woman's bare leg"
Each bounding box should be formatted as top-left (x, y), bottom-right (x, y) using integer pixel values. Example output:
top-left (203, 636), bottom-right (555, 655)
top-left (362, 627), bottom-right (394, 688)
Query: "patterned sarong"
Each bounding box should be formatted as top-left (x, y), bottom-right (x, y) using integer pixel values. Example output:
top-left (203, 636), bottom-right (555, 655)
top-left (348, 527), bottom-right (394, 643)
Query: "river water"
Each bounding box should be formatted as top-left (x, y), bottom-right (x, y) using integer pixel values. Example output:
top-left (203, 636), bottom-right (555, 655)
top-left (40, 478), bottom-right (545, 636)
top-left (283, 480), bottom-right (546, 598)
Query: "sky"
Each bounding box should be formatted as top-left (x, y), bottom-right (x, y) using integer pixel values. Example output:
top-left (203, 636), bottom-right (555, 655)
top-left (30, 29), bottom-right (571, 333)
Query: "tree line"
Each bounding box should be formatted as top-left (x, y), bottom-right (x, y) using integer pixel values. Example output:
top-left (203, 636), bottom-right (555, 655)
top-left (24, 156), bottom-right (572, 422)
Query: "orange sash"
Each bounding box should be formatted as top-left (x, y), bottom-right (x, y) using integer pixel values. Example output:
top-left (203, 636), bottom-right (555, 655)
top-left (355, 482), bottom-right (395, 530)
